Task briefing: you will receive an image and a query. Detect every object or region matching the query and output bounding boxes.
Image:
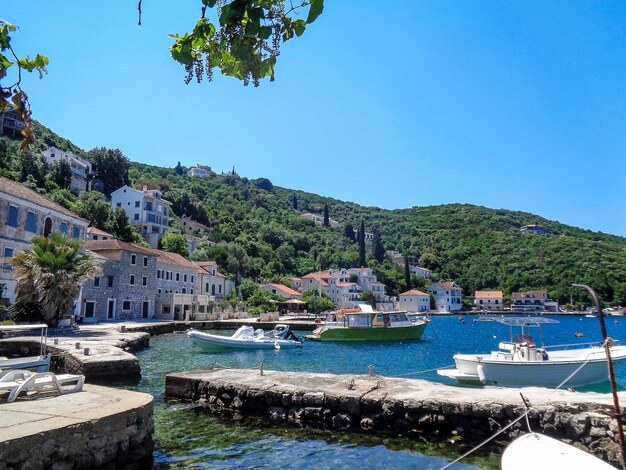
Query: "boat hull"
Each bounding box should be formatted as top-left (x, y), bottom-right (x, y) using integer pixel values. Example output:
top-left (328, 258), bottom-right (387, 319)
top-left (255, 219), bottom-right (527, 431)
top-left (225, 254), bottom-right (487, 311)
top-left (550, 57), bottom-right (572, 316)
top-left (441, 346), bottom-right (626, 387)
top-left (188, 330), bottom-right (302, 352)
top-left (309, 321), bottom-right (428, 342)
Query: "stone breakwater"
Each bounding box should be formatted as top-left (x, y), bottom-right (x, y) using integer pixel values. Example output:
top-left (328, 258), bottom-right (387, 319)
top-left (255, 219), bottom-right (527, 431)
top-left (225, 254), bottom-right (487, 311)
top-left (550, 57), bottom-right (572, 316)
top-left (0, 384), bottom-right (154, 470)
top-left (165, 368), bottom-right (626, 466)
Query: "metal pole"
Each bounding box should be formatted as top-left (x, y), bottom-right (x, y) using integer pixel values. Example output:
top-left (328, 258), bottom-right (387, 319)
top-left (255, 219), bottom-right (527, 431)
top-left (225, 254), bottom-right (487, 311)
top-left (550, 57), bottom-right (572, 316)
top-left (573, 283), bottom-right (626, 468)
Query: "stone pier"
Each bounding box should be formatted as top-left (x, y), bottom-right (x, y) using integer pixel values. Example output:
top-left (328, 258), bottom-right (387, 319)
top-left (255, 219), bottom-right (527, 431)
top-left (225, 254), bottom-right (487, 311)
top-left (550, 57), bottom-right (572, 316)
top-left (0, 384), bottom-right (154, 469)
top-left (165, 368), bottom-right (625, 466)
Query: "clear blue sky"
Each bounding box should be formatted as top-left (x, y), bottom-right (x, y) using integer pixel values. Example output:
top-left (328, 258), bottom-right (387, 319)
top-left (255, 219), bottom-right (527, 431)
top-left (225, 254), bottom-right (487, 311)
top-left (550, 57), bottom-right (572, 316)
top-left (5, 1), bottom-right (626, 236)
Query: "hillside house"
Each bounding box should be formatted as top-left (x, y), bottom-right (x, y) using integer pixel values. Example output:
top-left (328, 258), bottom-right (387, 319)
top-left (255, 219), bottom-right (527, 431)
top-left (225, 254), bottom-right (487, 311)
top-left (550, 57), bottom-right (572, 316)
top-left (399, 290), bottom-right (430, 312)
top-left (428, 281), bottom-right (463, 313)
top-left (474, 291), bottom-right (504, 311)
top-left (0, 109), bottom-right (24, 137)
top-left (110, 185), bottom-right (173, 248)
top-left (196, 261), bottom-right (235, 302)
top-left (42, 147), bottom-right (93, 194)
top-left (512, 290), bottom-right (559, 313)
top-left (188, 164), bottom-right (216, 177)
top-left (520, 224), bottom-right (546, 235)
top-left (260, 283), bottom-right (302, 299)
top-left (87, 226), bottom-right (114, 241)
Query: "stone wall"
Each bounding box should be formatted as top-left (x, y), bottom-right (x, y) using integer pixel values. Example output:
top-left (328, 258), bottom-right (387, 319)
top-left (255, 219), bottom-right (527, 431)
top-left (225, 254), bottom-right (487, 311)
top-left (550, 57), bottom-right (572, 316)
top-left (165, 368), bottom-right (625, 466)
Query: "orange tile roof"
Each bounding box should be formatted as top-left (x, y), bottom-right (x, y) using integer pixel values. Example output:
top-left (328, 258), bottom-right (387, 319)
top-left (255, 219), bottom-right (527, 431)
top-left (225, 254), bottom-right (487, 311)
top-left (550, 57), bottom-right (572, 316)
top-left (87, 226), bottom-right (114, 238)
top-left (512, 290), bottom-right (547, 300)
top-left (86, 239), bottom-right (156, 256)
top-left (142, 248), bottom-right (197, 269)
top-left (475, 291), bottom-right (503, 299)
top-left (262, 283), bottom-right (301, 297)
top-left (435, 282), bottom-right (459, 290)
top-left (0, 176), bottom-right (87, 222)
top-left (400, 290), bottom-right (429, 296)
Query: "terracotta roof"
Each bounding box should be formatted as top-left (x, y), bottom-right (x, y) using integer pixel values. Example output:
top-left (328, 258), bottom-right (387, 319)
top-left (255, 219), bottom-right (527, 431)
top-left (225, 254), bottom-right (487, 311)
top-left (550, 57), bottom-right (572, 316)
top-left (143, 248), bottom-right (196, 269)
top-left (262, 283), bottom-right (301, 297)
top-left (87, 226), bottom-right (114, 238)
top-left (400, 290), bottom-right (429, 297)
top-left (475, 291), bottom-right (503, 299)
top-left (85, 239), bottom-right (156, 256)
top-left (303, 271), bottom-right (334, 280)
top-left (512, 290), bottom-right (547, 300)
top-left (433, 282), bottom-right (460, 290)
top-left (0, 176), bottom-right (87, 222)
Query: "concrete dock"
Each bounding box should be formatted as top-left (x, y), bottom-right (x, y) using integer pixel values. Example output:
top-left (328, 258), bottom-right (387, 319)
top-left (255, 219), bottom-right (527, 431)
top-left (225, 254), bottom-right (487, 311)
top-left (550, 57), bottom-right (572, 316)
top-left (0, 384), bottom-right (154, 469)
top-left (165, 367), bottom-right (624, 466)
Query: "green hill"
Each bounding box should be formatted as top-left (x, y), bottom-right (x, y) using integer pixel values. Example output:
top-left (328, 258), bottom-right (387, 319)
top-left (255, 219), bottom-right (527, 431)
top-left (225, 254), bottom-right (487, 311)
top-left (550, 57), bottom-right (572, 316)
top-left (2, 125), bottom-right (625, 306)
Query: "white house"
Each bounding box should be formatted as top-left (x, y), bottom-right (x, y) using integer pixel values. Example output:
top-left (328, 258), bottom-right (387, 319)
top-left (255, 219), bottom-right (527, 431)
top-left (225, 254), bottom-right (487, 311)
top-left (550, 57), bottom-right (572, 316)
top-left (42, 147), bottom-right (93, 194)
top-left (520, 224), bottom-right (546, 235)
top-left (188, 164), bottom-right (216, 177)
top-left (511, 290), bottom-right (558, 313)
top-left (474, 290), bottom-right (503, 311)
top-left (260, 283), bottom-right (302, 299)
top-left (398, 290), bottom-right (430, 313)
top-left (196, 261), bottom-right (235, 302)
top-left (300, 212), bottom-right (340, 228)
top-left (87, 226), bottom-right (114, 241)
top-left (410, 266), bottom-right (433, 278)
top-left (0, 177), bottom-right (88, 305)
top-left (110, 185), bottom-right (173, 248)
top-left (428, 281), bottom-right (463, 313)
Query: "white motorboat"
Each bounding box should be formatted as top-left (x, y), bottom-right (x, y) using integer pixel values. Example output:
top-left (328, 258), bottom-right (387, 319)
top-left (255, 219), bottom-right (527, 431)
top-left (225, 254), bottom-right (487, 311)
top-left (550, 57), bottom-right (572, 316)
top-left (501, 432), bottom-right (614, 469)
top-left (0, 323), bottom-right (51, 372)
top-left (188, 324), bottom-right (303, 352)
top-left (437, 317), bottom-right (626, 387)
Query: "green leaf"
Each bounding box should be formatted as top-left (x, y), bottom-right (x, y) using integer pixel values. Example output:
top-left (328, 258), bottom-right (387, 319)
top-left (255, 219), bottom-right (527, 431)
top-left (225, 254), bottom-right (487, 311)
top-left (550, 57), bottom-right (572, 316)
top-left (306, 0), bottom-right (324, 24)
top-left (293, 19), bottom-right (306, 37)
top-left (259, 25), bottom-right (272, 40)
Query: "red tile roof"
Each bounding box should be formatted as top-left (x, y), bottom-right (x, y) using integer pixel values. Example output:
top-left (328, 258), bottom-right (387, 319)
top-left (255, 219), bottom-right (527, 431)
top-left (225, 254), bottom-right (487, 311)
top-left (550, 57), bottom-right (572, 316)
top-left (85, 239), bottom-right (156, 256)
top-left (475, 291), bottom-right (503, 299)
top-left (143, 248), bottom-right (197, 269)
top-left (262, 283), bottom-right (301, 297)
top-left (400, 290), bottom-right (429, 297)
top-left (512, 290), bottom-right (547, 300)
top-left (434, 282), bottom-right (459, 290)
top-left (0, 176), bottom-right (87, 222)
top-left (87, 226), bottom-right (114, 238)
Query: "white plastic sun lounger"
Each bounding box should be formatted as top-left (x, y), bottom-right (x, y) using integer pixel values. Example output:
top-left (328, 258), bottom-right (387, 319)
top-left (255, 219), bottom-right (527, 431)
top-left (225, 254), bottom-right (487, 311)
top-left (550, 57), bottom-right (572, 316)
top-left (0, 370), bottom-right (84, 403)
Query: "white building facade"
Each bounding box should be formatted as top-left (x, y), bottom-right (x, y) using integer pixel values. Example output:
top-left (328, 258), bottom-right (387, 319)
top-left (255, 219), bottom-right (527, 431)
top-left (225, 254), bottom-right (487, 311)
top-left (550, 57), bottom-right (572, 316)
top-left (42, 147), bottom-right (93, 194)
top-left (398, 290), bottom-right (430, 312)
top-left (428, 282), bottom-right (463, 313)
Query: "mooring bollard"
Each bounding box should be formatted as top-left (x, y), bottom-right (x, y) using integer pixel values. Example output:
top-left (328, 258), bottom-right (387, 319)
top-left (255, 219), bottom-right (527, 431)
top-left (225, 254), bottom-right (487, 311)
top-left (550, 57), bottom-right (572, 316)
top-left (53, 338), bottom-right (59, 345)
top-left (119, 325), bottom-right (127, 333)
top-left (368, 364), bottom-right (374, 377)
top-left (259, 362), bottom-right (264, 376)
top-left (75, 342), bottom-right (81, 349)
top-left (84, 348), bottom-right (90, 356)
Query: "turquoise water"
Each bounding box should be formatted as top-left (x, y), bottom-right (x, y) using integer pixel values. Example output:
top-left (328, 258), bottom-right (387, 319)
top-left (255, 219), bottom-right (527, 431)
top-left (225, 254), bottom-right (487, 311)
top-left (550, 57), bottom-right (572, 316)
top-left (130, 316), bottom-right (625, 468)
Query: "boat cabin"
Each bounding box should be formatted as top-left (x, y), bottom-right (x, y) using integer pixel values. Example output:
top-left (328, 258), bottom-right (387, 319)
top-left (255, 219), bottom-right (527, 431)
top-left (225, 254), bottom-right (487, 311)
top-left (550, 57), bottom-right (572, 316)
top-left (340, 311), bottom-right (413, 329)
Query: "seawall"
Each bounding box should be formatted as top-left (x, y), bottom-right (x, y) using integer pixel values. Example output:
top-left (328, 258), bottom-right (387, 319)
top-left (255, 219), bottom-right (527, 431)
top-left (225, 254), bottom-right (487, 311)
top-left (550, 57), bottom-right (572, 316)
top-left (165, 368), bottom-right (624, 466)
top-left (0, 384), bottom-right (154, 469)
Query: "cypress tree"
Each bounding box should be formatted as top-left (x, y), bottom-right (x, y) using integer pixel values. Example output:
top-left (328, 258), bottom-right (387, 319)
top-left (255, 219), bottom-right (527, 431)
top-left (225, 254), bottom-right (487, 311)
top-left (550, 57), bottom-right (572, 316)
top-left (372, 228), bottom-right (385, 262)
top-left (404, 254), bottom-right (411, 290)
top-left (359, 220), bottom-right (366, 267)
top-left (323, 203), bottom-right (329, 227)
top-left (292, 194), bottom-right (298, 210)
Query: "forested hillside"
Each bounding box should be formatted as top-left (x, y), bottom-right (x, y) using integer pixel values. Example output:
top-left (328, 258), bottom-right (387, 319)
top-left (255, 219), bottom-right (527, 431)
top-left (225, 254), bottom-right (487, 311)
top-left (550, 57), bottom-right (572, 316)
top-left (2, 123), bottom-right (625, 306)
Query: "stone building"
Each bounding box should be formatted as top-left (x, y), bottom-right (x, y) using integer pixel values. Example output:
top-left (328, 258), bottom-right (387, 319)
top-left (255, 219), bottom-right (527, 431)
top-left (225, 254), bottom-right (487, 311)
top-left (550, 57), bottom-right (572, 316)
top-left (0, 177), bottom-right (88, 304)
top-left (196, 261), bottom-right (235, 302)
top-left (83, 240), bottom-right (158, 322)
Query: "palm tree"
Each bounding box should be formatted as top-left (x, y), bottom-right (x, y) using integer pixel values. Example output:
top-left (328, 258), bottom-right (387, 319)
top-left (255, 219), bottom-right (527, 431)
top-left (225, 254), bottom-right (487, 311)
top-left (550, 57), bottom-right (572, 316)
top-left (11, 233), bottom-right (101, 326)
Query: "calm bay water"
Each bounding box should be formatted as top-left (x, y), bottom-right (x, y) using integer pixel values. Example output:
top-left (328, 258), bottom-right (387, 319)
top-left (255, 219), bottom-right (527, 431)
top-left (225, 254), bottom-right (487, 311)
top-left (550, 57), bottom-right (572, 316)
top-left (128, 315), bottom-right (626, 468)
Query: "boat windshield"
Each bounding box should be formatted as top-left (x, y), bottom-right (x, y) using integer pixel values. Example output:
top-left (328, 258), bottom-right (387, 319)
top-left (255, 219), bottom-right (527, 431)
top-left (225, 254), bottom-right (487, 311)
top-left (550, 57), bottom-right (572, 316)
top-left (345, 314), bottom-right (372, 328)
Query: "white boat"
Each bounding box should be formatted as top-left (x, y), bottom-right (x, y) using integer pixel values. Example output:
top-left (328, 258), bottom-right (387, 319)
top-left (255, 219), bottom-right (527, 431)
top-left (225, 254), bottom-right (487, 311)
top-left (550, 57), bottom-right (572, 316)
top-left (604, 307), bottom-right (625, 317)
top-left (0, 323), bottom-right (51, 372)
top-left (437, 317), bottom-right (626, 387)
top-left (188, 324), bottom-right (303, 351)
top-left (502, 432), bottom-right (614, 469)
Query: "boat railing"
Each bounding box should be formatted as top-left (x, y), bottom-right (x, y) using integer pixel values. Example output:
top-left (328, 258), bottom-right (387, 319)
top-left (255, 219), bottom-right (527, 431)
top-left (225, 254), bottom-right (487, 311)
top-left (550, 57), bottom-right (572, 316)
top-left (543, 340), bottom-right (611, 350)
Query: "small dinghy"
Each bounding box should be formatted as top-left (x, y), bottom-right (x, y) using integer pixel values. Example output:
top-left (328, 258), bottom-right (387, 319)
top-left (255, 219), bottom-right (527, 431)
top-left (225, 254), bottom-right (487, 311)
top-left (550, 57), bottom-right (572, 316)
top-left (188, 324), bottom-right (303, 352)
top-left (502, 432), bottom-right (614, 469)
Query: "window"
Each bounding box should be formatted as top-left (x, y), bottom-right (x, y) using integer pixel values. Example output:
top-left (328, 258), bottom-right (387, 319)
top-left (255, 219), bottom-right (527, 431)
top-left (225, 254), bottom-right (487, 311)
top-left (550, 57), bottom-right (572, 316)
top-left (143, 256), bottom-right (148, 267)
top-left (130, 275), bottom-right (135, 286)
top-left (191, 275), bottom-right (194, 283)
top-left (205, 282), bottom-right (209, 292)
top-left (184, 274), bottom-right (187, 282)
top-left (122, 301), bottom-right (131, 311)
top-left (142, 276), bottom-right (148, 287)
top-left (218, 285), bottom-right (222, 294)
top-left (60, 222), bottom-right (68, 235)
top-left (72, 226), bottom-right (81, 240)
top-left (116, 203), bottom-right (121, 208)
top-left (94, 276), bottom-right (100, 287)
top-left (157, 288), bottom-right (162, 294)
top-left (131, 254), bottom-right (136, 265)
top-left (107, 275), bottom-right (114, 287)
top-left (176, 273), bottom-right (180, 282)
top-left (182, 288), bottom-right (186, 294)
top-left (7, 205), bottom-right (18, 227)
top-left (2, 247), bottom-right (14, 269)
top-left (134, 213), bottom-right (139, 221)
top-left (191, 288), bottom-right (194, 295)
top-left (25, 211), bottom-right (37, 232)
top-left (135, 201), bottom-right (140, 208)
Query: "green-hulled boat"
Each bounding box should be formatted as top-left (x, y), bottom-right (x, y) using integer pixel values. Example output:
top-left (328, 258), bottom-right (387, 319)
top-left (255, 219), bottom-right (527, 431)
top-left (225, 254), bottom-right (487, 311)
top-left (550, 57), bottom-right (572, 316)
top-left (306, 307), bottom-right (429, 342)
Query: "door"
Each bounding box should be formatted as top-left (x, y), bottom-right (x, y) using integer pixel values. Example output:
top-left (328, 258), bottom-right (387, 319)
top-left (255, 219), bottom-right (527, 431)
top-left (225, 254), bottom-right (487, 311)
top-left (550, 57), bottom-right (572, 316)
top-left (142, 301), bottom-right (149, 319)
top-left (107, 299), bottom-right (115, 320)
top-left (85, 301), bottom-right (95, 318)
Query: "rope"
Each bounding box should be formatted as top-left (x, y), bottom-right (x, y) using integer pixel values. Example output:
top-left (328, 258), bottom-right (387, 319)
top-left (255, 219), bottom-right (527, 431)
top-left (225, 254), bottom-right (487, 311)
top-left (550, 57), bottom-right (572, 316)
top-left (439, 342), bottom-right (602, 469)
